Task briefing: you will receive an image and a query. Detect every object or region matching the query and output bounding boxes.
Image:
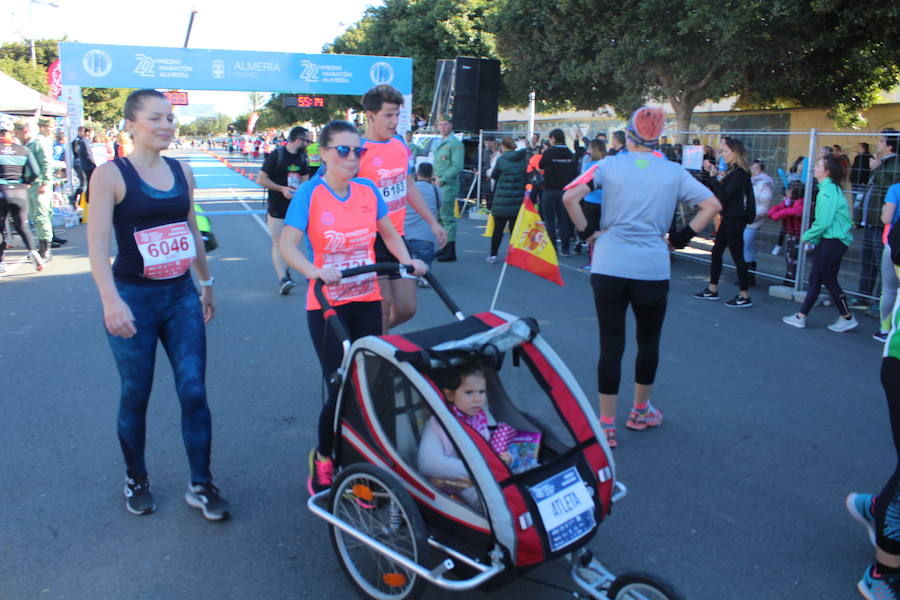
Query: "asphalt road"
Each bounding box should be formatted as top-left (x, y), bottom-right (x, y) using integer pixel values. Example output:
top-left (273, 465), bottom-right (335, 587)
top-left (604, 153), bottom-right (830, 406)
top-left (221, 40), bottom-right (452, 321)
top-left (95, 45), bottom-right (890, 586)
top-left (0, 150), bottom-right (887, 600)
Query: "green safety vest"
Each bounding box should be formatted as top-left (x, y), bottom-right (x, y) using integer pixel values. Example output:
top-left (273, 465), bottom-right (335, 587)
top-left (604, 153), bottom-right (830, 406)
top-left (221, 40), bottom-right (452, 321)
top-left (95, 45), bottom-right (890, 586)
top-left (307, 142), bottom-right (320, 166)
top-left (194, 203), bottom-right (211, 232)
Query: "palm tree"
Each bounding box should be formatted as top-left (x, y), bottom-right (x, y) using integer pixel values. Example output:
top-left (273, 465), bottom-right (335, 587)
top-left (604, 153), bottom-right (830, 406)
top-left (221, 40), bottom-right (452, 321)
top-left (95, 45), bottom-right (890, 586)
top-left (248, 92), bottom-right (266, 112)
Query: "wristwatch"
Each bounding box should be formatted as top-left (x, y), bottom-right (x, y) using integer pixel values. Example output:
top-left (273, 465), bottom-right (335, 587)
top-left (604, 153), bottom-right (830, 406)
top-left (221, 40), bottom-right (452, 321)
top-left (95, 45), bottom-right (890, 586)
top-left (198, 277), bottom-right (215, 287)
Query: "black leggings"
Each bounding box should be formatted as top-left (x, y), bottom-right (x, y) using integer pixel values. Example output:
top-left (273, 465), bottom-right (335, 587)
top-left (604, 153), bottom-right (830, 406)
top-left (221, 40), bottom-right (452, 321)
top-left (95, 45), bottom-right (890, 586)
top-left (710, 217), bottom-right (749, 290)
top-left (0, 187), bottom-right (35, 259)
top-left (307, 301), bottom-right (382, 456)
top-left (542, 189), bottom-right (573, 254)
top-left (876, 357), bottom-right (900, 554)
top-left (799, 238), bottom-right (850, 316)
top-left (490, 216), bottom-right (512, 256)
top-left (591, 274), bottom-right (668, 395)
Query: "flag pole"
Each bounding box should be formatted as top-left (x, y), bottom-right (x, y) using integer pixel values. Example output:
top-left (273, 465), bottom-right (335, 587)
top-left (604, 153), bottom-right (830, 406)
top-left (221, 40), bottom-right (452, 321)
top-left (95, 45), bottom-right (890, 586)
top-left (489, 261), bottom-right (509, 312)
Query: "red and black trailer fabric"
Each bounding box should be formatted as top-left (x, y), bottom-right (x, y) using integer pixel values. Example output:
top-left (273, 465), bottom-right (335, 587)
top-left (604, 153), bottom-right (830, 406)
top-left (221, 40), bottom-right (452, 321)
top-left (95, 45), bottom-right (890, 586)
top-left (376, 312), bottom-right (615, 567)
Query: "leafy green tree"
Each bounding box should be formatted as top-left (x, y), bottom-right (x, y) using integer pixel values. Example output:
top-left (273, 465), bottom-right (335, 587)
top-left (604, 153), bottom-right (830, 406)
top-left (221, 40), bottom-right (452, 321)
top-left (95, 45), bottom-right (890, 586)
top-left (82, 87), bottom-right (133, 128)
top-left (260, 94), bottom-right (357, 129)
top-left (493, 0), bottom-right (900, 135)
top-left (230, 114), bottom-right (250, 134)
top-left (0, 38), bottom-right (133, 128)
top-left (493, 0), bottom-right (786, 136)
top-left (0, 38), bottom-right (68, 94)
top-left (0, 39), bottom-right (61, 69)
top-left (328, 0), bottom-right (499, 111)
top-left (734, 2), bottom-right (900, 128)
top-left (180, 113), bottom-right (233, 137)
top-left (0, 57), bottom-right (50, 93)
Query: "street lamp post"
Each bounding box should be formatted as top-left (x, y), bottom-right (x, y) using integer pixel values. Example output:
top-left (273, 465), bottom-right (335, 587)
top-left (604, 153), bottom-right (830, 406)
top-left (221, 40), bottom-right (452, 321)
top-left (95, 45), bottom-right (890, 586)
top-left (28, 0), bottom-right (60, 64)
top-left (184, 9), bottom-right (198, 48)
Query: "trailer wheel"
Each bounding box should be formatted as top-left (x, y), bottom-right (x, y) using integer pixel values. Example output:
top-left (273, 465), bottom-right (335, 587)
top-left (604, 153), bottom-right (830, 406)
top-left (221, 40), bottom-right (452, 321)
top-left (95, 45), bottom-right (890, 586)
top-left (329, 463), bottom-right (429, 600)
top-left (608, 571), bottom-right (684, 600)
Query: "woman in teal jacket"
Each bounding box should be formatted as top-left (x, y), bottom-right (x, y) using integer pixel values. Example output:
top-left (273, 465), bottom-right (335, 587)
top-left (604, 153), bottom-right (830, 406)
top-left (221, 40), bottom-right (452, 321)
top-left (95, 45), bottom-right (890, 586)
top-left (487, 137), bottom-right (527, 262)
top-left (782, 155), bottom-right (858, 332)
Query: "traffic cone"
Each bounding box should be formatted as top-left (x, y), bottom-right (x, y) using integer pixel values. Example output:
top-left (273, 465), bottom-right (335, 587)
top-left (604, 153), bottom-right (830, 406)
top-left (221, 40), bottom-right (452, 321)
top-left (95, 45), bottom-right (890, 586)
top-left (481, 214), bottom-right (494, 237)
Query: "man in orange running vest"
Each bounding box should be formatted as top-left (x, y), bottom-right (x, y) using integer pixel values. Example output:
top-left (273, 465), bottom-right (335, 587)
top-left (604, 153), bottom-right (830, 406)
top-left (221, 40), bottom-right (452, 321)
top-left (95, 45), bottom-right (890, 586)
top-left (358, 84), bottom-right (447, 333)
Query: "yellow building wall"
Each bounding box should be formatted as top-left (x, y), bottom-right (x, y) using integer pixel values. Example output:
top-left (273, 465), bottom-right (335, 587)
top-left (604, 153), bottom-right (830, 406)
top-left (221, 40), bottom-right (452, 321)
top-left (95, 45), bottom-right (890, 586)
top-left (784, 104), bottom-right (900, 165)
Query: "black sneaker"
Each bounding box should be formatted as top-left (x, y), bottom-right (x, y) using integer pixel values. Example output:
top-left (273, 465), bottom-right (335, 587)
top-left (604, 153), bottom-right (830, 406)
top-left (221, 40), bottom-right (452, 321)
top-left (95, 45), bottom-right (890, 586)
top-left (725, 295), bottom-right (753, 308)
top-left (124, 476), bottom-right (156, 515)
top-left (874, 331), bottom-right (889, 343)
top-left (279, 277), bottom-right (296, 296)
top-left (185, 482), bottom-right (230, 521)
top-left (693, 288), bottom-right (719, 300)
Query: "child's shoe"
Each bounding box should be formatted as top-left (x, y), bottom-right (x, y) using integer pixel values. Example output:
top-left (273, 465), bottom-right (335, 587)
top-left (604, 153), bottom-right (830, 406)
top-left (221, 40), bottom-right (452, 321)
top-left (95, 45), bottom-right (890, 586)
top-left (308, 448), bottom-right (334, 495)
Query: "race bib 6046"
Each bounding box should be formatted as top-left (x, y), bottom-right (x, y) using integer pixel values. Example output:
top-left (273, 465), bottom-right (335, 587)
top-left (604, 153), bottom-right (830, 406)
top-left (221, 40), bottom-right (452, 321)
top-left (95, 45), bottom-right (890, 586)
top-left (134, 221), bottom-right (196, 280)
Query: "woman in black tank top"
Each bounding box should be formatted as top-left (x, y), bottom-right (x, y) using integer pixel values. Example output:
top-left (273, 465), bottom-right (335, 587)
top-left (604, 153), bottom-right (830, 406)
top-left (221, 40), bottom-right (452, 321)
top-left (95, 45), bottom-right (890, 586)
top-left (87, 90), bottom-right (229, 520)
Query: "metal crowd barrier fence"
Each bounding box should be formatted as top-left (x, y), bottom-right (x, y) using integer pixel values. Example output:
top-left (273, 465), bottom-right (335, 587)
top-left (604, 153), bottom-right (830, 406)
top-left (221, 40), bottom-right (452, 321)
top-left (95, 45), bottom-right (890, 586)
top-left (668, 129), bottom-right (892, 307)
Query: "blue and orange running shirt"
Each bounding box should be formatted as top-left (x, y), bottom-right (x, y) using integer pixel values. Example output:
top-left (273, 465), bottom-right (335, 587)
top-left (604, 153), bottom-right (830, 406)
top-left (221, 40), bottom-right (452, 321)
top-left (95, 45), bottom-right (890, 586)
top-left (284, 177), bottom-right (388, 310)
top-left (358, 135), bottom-right (412, 235)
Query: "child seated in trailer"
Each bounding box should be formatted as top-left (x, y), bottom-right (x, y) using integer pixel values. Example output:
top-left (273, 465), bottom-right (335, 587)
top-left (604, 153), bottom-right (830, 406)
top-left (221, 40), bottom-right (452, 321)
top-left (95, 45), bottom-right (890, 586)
top-left (417, 364), bottom-right (541, 511)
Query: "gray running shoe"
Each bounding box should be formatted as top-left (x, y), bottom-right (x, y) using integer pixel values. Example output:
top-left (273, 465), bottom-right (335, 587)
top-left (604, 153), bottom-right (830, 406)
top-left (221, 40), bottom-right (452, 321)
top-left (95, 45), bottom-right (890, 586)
top-left (828, 315), bottom-right (859, 333)
top-left (846, 492), bottom-right (876, 547)
top-left (782, 313), bottom-right (806, 328)
top-left (124, 476), bottom-right (156, 515)
top-left (185, 482), bottom-right (230, 521)
top-left (279, 277), bottom-right (297, 295)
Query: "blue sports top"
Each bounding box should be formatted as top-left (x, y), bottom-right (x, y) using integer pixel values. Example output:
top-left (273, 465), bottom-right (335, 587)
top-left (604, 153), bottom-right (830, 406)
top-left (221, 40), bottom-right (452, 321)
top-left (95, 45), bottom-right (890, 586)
top-left (111, 156), bottom-right (192, 285)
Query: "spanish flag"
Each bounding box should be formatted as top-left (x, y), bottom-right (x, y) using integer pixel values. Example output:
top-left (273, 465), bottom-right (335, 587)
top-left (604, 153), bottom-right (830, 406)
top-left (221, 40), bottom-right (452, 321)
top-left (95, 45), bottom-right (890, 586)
top-left (506, 196), bottom-right (564, 286)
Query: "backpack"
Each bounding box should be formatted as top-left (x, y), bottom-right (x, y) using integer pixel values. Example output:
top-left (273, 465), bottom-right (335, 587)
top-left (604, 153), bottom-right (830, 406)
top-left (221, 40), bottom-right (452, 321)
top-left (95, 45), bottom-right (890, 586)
top-left (273, 146), bottom-right (307, 178)
top-left (889, 220), bottom-right (900, 267)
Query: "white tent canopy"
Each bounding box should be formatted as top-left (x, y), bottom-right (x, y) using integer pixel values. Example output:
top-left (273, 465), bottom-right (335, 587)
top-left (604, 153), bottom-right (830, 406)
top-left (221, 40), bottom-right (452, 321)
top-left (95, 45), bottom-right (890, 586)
top-left (0, 70), bottom-right (67, 117)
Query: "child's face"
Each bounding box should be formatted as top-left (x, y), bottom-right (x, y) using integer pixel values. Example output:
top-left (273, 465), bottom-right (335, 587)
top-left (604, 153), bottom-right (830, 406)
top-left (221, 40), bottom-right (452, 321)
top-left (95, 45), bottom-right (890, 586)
top-left (446, 374), bottom-right (487, 416)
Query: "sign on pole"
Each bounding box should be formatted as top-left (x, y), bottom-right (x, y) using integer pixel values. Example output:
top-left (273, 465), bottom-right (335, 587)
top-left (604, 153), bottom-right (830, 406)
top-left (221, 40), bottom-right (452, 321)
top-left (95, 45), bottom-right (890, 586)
top-left (60, 84), bottom-right (83, 130)
top-left (59, 84), bottom-right (84, 190)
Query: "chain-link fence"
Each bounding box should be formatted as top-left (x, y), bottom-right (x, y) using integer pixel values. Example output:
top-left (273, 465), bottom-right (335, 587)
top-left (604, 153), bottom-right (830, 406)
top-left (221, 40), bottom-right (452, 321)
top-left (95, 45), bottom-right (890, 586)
top-left (670, 129), bottom-right (898, 305)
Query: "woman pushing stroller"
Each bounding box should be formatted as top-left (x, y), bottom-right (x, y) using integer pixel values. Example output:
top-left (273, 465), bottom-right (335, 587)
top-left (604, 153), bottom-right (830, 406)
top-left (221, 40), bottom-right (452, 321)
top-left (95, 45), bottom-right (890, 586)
top-left (277, 120), bottom-right (427, 494)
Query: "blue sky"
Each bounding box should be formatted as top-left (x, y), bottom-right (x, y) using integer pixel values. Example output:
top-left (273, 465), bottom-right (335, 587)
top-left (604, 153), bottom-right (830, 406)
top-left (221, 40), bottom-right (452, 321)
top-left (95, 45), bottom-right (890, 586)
top-left (1, 0), bottom-right (380, 117)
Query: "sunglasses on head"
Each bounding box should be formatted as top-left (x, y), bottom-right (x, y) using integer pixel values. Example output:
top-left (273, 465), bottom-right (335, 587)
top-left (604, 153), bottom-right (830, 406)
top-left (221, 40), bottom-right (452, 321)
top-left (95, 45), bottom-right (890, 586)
top-left (324, 145), bottom-right (366, 158)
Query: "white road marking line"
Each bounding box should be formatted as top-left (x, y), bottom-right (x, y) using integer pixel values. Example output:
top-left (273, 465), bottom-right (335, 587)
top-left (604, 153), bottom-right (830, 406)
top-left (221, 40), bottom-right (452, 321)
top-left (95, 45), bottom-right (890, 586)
top-left (0, 255), bottom-right (33, 278)
top-left (558, 260), bottom-right (590, 275)
top-left (229, 188), bottom-right (270, 236)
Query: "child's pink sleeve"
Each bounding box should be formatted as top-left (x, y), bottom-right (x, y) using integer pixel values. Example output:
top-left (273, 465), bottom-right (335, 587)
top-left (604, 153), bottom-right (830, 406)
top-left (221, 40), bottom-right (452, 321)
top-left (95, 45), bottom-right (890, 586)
top-left (490, 422), bottom-right (517, 454)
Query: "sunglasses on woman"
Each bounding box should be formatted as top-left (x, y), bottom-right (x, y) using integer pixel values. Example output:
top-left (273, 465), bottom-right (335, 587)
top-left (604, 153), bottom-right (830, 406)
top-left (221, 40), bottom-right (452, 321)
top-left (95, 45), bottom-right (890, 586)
top-left (324, 145), bottom-right (366, 158)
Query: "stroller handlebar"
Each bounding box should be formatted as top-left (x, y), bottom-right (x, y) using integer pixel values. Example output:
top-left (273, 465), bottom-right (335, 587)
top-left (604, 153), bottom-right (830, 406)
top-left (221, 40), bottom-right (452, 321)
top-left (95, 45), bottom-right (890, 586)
top-left (313, 262), bottom-right (465, 346)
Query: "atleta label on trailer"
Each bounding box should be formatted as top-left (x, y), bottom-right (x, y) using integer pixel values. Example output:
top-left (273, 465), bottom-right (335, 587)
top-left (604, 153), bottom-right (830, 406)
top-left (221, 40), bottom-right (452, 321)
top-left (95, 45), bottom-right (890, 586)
top-left (529, 467), bottom-right (596, 552)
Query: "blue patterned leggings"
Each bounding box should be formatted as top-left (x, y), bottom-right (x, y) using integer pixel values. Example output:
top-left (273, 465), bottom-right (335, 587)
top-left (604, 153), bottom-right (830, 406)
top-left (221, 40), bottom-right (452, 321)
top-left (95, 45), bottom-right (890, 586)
top-left (107, 278), bottom-right (212, 484)
top-left (877, 357), bottom-right (900, 554)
